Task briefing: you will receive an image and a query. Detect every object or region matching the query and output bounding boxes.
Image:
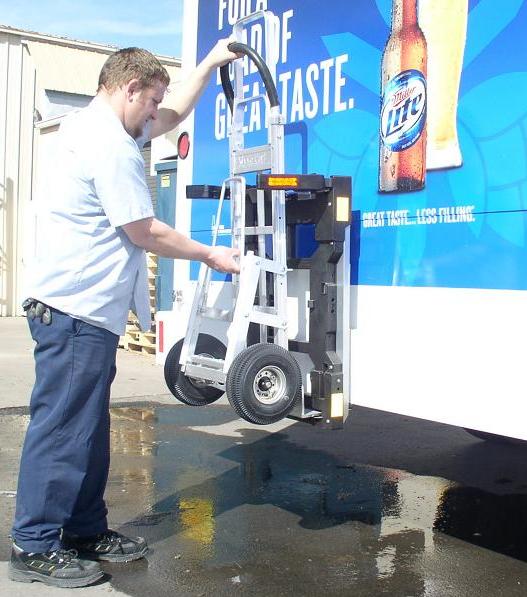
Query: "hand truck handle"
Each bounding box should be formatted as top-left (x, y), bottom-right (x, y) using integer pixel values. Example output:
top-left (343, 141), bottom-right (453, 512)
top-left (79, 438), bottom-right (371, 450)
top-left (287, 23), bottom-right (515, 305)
top-left (220, 41), bottom-right (280, 113)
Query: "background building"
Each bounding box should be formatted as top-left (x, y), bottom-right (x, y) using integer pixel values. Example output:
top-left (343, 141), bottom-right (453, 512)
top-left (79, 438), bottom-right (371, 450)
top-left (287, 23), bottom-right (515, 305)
top-left (0, 24), bottom-right (181, 318)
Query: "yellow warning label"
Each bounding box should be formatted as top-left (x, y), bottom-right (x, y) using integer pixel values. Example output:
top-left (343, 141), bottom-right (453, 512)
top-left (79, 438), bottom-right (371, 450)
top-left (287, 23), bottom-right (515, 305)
top-left (268, 176), bottom-right (298, 187)
top-left (161, 174), bottom-right (171, 188)
top-left (336, 196), bottom-right (349, 222)
top-left (330, 392), bottom-right (344, 418)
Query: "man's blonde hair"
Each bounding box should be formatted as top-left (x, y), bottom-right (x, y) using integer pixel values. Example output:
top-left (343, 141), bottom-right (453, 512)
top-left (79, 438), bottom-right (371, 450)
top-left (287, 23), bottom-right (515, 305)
top-left (98, 47), bottom-right (170, 92)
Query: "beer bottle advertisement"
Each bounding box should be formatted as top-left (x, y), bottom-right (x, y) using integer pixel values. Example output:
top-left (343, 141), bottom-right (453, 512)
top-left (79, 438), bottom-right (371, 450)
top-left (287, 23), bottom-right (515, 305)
top-left (191, 0), bottom-right (527, 292)
top-left (379, 0), bottom-right (427, 193)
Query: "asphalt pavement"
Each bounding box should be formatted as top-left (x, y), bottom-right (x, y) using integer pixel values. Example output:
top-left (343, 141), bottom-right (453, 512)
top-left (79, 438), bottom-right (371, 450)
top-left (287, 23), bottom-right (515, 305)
top-left (2, 316), bottom-right (527, 596)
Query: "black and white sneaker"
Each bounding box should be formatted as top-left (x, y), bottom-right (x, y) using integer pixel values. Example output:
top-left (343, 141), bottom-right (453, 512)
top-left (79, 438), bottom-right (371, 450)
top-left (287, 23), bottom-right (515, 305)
top-left (8, 543), bottom-right (104, 588)
top-left (63, 530), bottom-right (149, 562)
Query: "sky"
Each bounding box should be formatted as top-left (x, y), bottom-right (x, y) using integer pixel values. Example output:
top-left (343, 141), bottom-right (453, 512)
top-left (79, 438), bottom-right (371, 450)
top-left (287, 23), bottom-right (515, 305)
top-left (0, 0), bottom-right (184, 57)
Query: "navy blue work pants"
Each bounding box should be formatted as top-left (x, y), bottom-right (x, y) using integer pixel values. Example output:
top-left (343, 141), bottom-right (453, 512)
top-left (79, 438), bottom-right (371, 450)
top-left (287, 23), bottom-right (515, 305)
top-left (11, 309), bottom-right (119, 553)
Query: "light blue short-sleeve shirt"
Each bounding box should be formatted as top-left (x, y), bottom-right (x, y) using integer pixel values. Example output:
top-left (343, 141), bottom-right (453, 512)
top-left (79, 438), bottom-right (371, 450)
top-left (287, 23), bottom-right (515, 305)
top-left (26, 97), bottom-right (155, 335)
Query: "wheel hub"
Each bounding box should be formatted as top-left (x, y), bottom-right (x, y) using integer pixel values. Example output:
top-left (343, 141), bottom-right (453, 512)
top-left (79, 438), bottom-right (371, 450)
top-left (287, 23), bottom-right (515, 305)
top-left (253, 366), bottom-right (287, 405)
top-left (258, 377), bottom-right (273, 391)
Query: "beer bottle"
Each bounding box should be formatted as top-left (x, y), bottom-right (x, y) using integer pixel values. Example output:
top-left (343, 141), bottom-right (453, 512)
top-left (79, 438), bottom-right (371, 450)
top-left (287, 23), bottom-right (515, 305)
top-left (379, 0), bottom-right (427, 193)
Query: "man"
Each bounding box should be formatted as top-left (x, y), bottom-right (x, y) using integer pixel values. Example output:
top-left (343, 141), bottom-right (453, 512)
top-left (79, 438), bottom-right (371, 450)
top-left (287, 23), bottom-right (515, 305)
top-left (9, 40), bottom-right (240, 588)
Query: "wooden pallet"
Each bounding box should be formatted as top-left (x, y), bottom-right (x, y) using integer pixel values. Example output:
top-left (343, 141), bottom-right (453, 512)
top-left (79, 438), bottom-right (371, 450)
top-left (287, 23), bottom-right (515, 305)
top-left (119, 253), bottom-right (157, 355)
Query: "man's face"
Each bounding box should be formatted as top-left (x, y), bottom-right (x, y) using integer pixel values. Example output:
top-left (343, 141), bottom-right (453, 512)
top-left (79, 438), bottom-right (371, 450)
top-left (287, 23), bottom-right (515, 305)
top-left (125, 80), bottom-right (166, 139)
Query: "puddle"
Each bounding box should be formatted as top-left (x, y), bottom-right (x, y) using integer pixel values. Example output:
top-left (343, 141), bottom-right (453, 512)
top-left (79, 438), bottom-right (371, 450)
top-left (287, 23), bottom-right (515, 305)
top-left (2, 404), bottom-right (527, 596)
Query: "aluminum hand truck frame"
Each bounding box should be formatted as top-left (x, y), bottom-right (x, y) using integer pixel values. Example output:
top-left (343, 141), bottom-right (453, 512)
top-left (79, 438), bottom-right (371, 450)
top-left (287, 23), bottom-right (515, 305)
top-left (164, 11), bottom-right (352, 428)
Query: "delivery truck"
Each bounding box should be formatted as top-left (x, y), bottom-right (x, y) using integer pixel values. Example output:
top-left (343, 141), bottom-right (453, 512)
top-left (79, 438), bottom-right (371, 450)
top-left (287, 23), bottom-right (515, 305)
top-left (156, 0), bottom-right (527, 440)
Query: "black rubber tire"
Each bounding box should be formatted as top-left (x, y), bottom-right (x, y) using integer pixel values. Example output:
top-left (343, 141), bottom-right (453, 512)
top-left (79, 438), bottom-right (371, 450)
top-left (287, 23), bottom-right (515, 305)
top-left (164, 334), bottom-right (226, 406)
top-left (226, 343), bottom-right (302, 425)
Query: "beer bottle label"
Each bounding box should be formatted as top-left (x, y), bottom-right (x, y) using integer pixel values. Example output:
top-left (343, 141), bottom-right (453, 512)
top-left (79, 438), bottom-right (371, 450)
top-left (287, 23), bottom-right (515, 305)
top-left (380, 69), bottom-right (427, 152)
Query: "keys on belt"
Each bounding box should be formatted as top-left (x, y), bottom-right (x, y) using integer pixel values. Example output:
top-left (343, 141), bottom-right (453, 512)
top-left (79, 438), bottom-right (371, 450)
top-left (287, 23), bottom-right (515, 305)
top-left (22, 299), bottom-right (52, 325)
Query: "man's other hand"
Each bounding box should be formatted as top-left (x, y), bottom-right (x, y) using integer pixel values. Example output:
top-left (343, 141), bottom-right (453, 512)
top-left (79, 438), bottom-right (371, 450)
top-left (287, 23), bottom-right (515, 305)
top-left (205, 37), bottom-right (242, 68)
top-left (205, 246), bottom-right (240, 274)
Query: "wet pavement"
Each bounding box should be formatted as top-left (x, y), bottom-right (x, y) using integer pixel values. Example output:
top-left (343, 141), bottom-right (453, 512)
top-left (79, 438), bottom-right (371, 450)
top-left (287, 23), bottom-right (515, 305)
top-left (2, 401), bottom-right (527, 596)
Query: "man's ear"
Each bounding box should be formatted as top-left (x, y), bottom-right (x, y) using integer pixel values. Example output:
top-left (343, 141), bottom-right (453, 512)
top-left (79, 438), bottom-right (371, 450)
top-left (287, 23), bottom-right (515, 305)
top-left (125, 79), bottom-right (141, 102)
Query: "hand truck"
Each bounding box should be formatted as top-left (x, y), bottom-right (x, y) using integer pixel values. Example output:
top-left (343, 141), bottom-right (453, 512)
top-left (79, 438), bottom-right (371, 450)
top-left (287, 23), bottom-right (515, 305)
top-left (164, 11), bottom-right (352, 428)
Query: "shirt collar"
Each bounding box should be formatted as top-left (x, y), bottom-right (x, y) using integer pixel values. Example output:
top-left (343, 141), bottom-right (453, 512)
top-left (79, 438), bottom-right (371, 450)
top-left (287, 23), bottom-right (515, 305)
top-left (88, 96), bottom-right (127, 133)
top-left (88, 95), bottom-right (147, 146)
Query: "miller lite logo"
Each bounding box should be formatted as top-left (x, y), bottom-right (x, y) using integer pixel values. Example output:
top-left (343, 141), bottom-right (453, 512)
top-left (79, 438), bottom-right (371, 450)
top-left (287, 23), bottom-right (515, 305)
top-left (381, 69), bottom-right (426, 152)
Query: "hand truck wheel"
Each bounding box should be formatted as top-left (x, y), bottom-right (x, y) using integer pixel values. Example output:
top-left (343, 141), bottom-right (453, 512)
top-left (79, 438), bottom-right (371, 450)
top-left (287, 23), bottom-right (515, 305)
top-left (164, 333), bottom-right (226, 406)
top-left (226, 343), bottom-right (302, 425)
